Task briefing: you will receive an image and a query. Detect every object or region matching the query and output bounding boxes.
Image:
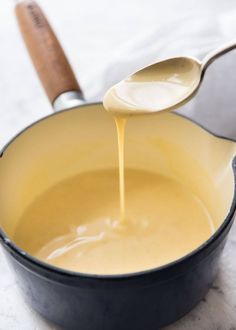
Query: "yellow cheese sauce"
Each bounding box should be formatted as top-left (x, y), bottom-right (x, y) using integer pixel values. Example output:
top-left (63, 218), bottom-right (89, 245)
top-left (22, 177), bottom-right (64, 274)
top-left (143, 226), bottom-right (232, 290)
top-left (14, 169), bottom-right (214, 275)
top-left (12, 61), bottom-right (218, 275)
top-left (115, 116), bottom-right (126, 222)
top-left (103, 58), bottom-right (200, 115)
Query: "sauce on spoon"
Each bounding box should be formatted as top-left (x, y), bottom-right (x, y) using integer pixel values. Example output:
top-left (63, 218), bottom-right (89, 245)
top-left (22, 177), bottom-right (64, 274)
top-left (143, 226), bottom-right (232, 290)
top-left (103, 57), bottom-right (201, 115)
top-left (104, 57), bottom-right (202, 222)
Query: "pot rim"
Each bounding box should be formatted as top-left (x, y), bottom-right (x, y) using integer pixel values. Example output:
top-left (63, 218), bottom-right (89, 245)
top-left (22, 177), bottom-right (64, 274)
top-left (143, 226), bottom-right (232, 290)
top-left (0, 102), bottom-right (236, 280)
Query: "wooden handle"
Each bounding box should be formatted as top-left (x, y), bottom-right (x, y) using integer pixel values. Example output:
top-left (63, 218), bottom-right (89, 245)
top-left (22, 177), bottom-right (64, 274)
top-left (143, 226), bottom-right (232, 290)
top-left (15, 0), bottom-right (82, 104)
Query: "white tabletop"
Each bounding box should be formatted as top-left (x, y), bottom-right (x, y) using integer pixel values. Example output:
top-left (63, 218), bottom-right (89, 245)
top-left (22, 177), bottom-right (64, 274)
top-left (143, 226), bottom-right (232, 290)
top-left (1, 0), bottom-right (236, 329)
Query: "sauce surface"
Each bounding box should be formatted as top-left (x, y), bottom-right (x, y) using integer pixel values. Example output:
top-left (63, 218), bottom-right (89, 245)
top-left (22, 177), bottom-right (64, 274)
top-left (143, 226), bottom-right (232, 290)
top-left (14, 169), bottom-right (214, 274)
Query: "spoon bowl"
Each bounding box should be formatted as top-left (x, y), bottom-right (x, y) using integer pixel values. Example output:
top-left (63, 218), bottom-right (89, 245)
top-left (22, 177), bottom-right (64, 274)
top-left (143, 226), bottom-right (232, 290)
top-left (103, 57), bottom-right (201, 115)
top-left (103, 40), bottom-right (236, 115)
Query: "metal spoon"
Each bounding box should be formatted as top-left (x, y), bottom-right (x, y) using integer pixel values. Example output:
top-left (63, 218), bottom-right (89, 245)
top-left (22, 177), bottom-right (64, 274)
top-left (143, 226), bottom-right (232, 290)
top-left (103, 41), bottom-right (236, 115)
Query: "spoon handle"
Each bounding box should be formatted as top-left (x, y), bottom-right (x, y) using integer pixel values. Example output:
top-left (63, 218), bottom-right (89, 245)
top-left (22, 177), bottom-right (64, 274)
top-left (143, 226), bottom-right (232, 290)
top-left (201, 40), bottom-right (236, 74)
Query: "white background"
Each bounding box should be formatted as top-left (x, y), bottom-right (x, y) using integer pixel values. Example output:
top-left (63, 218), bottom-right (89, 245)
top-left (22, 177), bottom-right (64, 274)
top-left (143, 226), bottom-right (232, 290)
top-left (1, 0), bottom-right (236, 329)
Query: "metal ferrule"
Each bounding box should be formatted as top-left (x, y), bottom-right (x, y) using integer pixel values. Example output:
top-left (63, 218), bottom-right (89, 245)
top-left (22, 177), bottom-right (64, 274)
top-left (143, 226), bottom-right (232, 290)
top-left (53, 91), bottom-right (85, 112)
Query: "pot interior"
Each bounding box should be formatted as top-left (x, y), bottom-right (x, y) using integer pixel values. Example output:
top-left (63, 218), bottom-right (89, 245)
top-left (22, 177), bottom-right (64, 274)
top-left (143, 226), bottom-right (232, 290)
top-left (0, 104), bottom-right (235, 247)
